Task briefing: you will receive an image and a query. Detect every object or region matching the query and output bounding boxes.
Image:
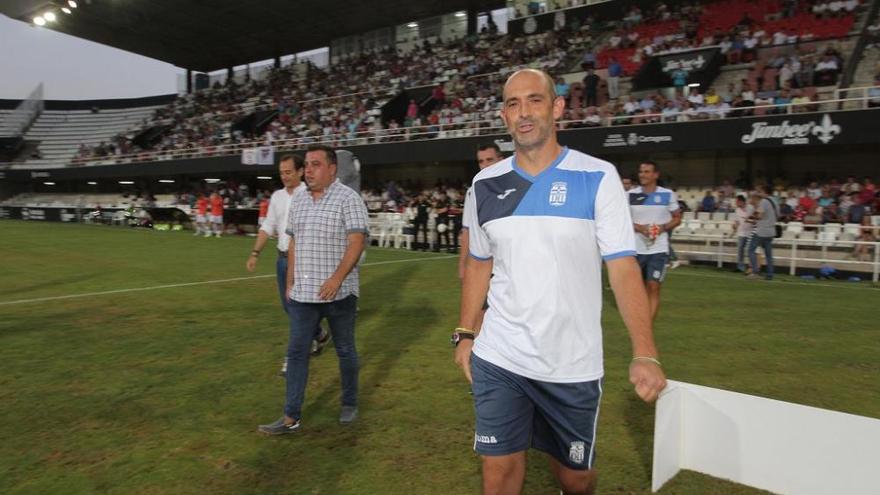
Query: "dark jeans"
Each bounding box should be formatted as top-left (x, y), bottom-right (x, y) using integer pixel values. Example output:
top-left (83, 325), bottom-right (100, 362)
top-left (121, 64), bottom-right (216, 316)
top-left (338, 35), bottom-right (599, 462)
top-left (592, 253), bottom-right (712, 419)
top-left (276, 255), bottom-right (294, 315)
top-left (436, 216), bottom-right (450, 249)
top-left (748, 236), bottom-right (774, 278)
top-left (737, 236), bottom-right (749, 271)
top-left (413, 219), bottom-right (429, 249)
top-left (276, 254), bottom-right (322, 343)
top-left (284, 295), bottom-right (359, 420)
top-left (585, 91), bottom-right (597, 107)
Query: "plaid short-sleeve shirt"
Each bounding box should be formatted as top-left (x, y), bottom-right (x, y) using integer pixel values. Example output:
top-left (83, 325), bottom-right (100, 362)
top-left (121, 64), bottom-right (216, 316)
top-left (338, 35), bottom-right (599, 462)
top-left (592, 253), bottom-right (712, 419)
top-left (286, 179), bottom-right (369, 303)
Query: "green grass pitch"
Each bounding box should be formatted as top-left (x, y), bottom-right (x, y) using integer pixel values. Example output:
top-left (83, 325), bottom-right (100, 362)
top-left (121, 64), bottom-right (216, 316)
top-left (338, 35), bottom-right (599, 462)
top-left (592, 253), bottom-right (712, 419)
top-left (1, 220), bottom-right (878, 494)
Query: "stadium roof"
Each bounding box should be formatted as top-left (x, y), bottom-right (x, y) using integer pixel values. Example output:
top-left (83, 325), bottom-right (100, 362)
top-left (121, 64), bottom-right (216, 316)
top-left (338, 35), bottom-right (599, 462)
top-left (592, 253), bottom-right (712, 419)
top-left (1, 0), bottom-right (504, 72)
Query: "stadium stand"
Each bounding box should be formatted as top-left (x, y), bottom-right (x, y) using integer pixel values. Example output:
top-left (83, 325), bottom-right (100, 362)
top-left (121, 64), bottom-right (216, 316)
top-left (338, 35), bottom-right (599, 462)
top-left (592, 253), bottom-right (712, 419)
top-left (26, 106), bottom-right (164, 168)
top-left (10, 0), bottom-right (854, 167)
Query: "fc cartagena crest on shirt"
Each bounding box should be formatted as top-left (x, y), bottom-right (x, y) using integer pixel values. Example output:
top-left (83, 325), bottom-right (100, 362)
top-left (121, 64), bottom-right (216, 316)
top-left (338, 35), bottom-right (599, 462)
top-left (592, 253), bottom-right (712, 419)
top-left (549, 181), bottom-right (568, 206)
top-left (569, 441), bottom-right (585, 464)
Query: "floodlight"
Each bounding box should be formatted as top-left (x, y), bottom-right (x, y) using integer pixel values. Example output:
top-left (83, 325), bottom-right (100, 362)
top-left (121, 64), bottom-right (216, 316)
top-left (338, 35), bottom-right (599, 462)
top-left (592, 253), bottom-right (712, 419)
top-left (68, 1), bottom-right (78, 8)
top-left (118, 180), bottom-right (135, 185)
top-left (33, 16), bottom-right (46, 26)
top-left (87, 181), bottom-right (97, 185)
top-left (455, 11), bottom-right (466, 17)
top-left (43, 181), bottom-right (56, 185)
top-left (257, 176), bottom-right (273, 180)
top-left (44, 12), bottom-right (56, 22)
top-left (62, 7), bottom-right (72, 14)
top-left (158, 179), bottom-right (175, 183)
top-left (407, 22), bottom-right (418, 28)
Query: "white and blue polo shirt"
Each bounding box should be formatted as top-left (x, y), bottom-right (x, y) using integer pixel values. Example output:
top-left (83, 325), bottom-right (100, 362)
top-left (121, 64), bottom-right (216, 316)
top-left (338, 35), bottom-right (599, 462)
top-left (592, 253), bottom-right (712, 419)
top-left (628, 186), bottom-right (679, 255)
top-left (465, 147), bottom-right (636, 383)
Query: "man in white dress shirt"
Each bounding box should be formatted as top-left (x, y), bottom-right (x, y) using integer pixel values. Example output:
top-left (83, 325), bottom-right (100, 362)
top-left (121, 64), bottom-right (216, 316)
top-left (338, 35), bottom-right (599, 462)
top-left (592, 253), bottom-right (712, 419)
top-left (246, 154), bottom-right (329, 375)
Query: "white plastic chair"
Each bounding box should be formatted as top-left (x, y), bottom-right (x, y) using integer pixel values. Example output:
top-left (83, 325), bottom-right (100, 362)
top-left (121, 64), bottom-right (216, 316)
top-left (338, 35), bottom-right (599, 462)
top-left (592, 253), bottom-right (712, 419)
top-left (786, 222), bottom-right (804, 235)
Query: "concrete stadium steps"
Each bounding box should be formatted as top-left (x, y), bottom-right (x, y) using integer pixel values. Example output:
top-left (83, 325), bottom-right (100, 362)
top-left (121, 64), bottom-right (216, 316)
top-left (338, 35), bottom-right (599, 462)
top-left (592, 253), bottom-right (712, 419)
top-left (851, 45), bottom-right (880, 88)
top-left (22, 106), bottom-right (163, 166)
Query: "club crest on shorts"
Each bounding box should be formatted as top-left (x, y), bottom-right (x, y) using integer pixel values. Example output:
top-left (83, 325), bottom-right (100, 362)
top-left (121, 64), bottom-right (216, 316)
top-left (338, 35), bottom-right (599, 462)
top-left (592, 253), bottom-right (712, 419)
top-left (569, 441), bottom-right (585, 464)
top-left (549, 181), bottom-right (568, 206)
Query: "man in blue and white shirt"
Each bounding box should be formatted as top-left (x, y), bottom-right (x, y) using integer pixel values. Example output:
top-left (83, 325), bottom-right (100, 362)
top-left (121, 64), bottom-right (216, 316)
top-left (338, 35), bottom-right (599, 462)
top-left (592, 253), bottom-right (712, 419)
top-left (629, 161), bottom-right (681, 323)
top-left (259, 145), bottom-right (369, 435)
top-left (454, 69), bottom-right (666, 495)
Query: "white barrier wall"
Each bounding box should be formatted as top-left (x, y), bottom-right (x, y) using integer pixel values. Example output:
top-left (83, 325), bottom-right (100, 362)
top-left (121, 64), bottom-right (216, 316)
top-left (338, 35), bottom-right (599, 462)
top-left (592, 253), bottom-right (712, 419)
top-left (652, 380), bottom-right (880, 494)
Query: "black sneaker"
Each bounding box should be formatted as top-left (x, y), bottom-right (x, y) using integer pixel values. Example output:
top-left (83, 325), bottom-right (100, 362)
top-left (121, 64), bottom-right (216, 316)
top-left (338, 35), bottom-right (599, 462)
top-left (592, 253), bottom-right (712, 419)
top-left (258, 417), bottom-right (301, 435)
top-left (311, 326), bottom-right (331, 356)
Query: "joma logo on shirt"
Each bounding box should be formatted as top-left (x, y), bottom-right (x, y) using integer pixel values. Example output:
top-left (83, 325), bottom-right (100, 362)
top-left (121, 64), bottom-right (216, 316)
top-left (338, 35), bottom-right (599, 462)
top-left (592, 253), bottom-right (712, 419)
top-left (549, 182), bottom-right (568, 206)
top-left (497, 188), bottom-right (517, 199)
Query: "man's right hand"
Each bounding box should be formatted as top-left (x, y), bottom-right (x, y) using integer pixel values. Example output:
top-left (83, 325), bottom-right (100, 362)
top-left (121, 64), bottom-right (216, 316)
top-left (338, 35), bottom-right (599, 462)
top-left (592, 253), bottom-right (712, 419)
top-left (454, 340), bottom-right (474, 384)
top-left (246, 255), bottom-right (257, 272)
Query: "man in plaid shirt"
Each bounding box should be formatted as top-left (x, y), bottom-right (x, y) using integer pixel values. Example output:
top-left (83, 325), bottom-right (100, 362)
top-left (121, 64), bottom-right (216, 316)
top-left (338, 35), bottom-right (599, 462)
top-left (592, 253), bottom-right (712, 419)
top-left (259, 144), bottom-right (369, 434)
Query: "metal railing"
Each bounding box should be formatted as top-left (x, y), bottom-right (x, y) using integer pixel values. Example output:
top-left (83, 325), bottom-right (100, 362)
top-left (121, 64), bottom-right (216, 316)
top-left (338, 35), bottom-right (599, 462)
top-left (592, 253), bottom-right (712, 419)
top-left (3, 93), bottom-right (876, 170)
top-left (674, 232), bottom-right (880, 282)
top-left (833, 85), bottom-right (880, 108)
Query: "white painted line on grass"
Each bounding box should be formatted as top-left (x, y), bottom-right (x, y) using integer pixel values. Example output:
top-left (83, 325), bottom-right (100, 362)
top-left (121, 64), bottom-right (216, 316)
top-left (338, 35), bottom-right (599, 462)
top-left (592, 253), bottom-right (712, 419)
top-left (0, 254), bottom-right (457, 307)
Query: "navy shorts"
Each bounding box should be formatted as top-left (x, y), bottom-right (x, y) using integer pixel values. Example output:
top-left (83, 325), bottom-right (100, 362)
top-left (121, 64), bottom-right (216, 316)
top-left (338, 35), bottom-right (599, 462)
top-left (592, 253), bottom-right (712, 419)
top-left (470, 354), bottom-right (603, 470)
top-left (637, 253), bottom-right (669, 283)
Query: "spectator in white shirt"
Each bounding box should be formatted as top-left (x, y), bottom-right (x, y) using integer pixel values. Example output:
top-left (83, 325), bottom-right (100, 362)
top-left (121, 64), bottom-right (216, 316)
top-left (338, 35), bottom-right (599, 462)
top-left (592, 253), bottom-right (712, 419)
top-left (772, 30), bottom-right (788, 45)
top-left (609, 33), bottom-right (623, 48)
top-left (828, 0), bottom-right (844, 16)
top-left (583, 107), bottom-right (602, 126)
top-left (779, 63), bottom-right (794, 89)
top-left (814, 55), bottom-right (841, 84)
top-left (623, 96), bottom-right (640, 114)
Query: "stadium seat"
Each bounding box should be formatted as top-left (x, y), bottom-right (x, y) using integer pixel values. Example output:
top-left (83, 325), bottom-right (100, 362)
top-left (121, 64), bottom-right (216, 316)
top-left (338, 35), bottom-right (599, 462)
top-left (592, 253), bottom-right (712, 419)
top-left (786, 222), bottom-right (804, 235)
top-left (697, 212), bottom-right (711, 221)
top-left (682, 211), bottom-right (696, 221)
top-left (843, 223), bottom-right (862, 237)
top-left (817, 231), bottom-right (838, 246)
top-left (798, 231), bottom-right (817, 241)
top-left (823, 224), bottom-right (843, 236)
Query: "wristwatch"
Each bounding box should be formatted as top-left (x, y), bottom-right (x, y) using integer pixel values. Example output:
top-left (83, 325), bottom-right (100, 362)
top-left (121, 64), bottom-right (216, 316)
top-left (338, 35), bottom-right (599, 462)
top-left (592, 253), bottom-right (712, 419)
top-left (450, 331), bottom-right (475, 347)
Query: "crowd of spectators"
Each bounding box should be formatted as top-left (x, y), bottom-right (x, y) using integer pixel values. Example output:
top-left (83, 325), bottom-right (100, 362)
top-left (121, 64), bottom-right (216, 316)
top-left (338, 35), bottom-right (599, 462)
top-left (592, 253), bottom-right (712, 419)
top-left (691, 175), bottom-right (878, 226)
top-left (593, 0), bottom-right (857, 76)
top-left (69, 0), bottom-right (866, 165)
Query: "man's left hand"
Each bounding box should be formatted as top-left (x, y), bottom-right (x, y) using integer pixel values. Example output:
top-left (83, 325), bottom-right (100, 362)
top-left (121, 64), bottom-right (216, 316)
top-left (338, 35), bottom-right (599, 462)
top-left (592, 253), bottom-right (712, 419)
top-left (629, 360), bottom-right (667, 403)
top-left (318, 276), bottom-right (343, 301)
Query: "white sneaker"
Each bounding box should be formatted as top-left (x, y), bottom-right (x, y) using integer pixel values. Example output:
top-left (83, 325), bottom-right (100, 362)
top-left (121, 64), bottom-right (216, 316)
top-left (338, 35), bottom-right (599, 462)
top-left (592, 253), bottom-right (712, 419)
top-left (278, 357), bottom-right (288, 377)
top-left (203, 232), bottom-right (211, 238)
top-left (669, 260), bottom-right (681, 270)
